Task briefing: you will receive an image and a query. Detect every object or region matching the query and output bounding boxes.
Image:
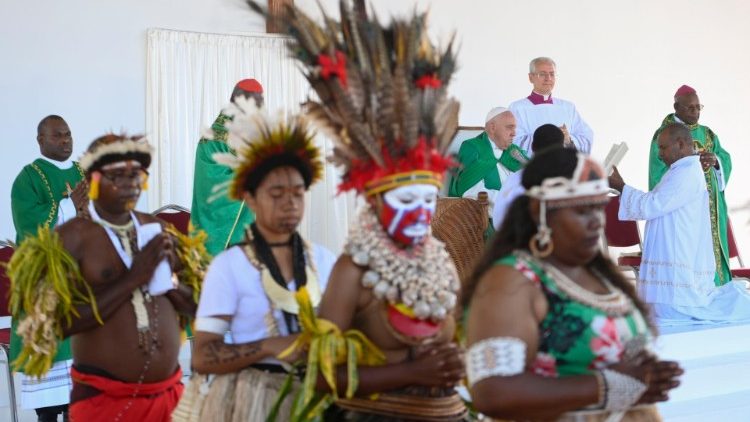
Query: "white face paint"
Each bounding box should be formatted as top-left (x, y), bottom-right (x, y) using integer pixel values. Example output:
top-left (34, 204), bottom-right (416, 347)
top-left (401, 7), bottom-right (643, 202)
top-left (380, 184), bottom-right (438, 246)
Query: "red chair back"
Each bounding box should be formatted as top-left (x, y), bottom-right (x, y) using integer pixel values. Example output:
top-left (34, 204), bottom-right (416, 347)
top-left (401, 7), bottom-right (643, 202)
top-left (0, 244), bottom-right (14, 318)
top-left (153, 205), bottom-right (191, 235)
top-left (604, 195), bottom-right (641, 248)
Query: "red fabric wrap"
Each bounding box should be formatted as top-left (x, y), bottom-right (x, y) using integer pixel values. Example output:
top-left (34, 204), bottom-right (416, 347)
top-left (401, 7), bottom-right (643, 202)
top-left (69, 366), bottom-right (184, 422)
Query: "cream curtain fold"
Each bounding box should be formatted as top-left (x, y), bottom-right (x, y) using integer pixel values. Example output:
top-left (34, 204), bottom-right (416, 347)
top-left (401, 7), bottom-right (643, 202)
top-left (145, 28), bottom-right (356, 253)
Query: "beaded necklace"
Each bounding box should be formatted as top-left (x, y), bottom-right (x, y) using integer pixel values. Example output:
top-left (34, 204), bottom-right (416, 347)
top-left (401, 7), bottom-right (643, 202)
top-left (517, 251), bottom-right (634, 315)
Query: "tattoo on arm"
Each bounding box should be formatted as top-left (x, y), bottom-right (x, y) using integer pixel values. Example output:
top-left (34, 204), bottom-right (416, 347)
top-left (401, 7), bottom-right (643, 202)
top-left (202, 339), bottom-right (264, 366)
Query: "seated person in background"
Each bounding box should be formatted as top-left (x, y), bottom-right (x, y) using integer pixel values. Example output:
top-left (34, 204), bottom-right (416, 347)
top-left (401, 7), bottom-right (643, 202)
top-left (610, 122), bottom-right (750, 326)
top-left (466, 148), bottom-right (682, 421)
top-left (174, 104), bottom-right (336, 421)
top-left (449, 106), bottom-right (528, 206)
top-left (492, 123), bottom-right (565, 229)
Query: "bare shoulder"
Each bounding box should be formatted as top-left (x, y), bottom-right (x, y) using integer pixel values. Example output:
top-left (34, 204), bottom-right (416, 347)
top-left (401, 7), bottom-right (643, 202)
top-left (473, 264), bottom-right (540, 301)
top-left (317, 254), bottom-right (367, 326)
top-left (466, 263), bottom-right (546, 349)
top-left (57, 217), bottom-right (103, 258)
top-left (324, 255), bottom-right (365, 298)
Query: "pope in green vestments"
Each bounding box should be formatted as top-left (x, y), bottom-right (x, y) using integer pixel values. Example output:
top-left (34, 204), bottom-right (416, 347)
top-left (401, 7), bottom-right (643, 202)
top-left (190, 79), bottom-right (264, 257)
top-left (449, 132), bottom-right (527, 197)
top-left (10, 116), bottom-right (85, 387)
top-left (449, 108), bottom-right (527, 199)
top-left (648, 86), bottom-right (732, 286)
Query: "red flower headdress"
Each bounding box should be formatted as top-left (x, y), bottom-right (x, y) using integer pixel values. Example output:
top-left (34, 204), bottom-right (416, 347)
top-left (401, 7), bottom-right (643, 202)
top-left (250, 0), bottom-right (460, 196)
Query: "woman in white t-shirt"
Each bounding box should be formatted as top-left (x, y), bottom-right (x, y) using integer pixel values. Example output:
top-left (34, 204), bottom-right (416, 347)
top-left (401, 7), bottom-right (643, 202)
top-left (173, 102), bottom-right (334, 421)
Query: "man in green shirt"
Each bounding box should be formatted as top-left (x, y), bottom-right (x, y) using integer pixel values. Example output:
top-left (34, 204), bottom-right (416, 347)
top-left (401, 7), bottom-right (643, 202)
top-left (190, 79), bottom-right (264, 256)
top-left (449, 106), bottom-right (528, 204)
top-left (648, 85), bottom-right (732, 286)
top-left (10, 115), bottom-right (87, 421)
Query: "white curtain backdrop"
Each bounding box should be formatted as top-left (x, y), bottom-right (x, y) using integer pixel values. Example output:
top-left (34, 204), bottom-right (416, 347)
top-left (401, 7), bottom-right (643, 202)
top-left (145, 28), bottom-right (357, 253)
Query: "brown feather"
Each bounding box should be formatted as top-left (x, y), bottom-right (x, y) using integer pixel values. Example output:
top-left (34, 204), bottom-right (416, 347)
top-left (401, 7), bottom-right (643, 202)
top-left (434, 98), bottom-right (459, 153)
top-left (346, 3), bottom-right (372, 79)
top-left (346, 62), bottom-right (366, 116)
top-left (286, 8), bottom-right (323, 57)
top-left (374, 71), bottom-right (396, 143)
top-left (329, 82), bottom-right (384, 166)
top-left (303, 101), bottom-right (344, 140)
top-left (392, 65), bottom-right (418, 148)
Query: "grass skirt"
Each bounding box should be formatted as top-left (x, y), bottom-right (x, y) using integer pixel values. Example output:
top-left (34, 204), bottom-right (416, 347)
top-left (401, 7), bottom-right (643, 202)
top-left (172, 367), bottom-right (296, 421)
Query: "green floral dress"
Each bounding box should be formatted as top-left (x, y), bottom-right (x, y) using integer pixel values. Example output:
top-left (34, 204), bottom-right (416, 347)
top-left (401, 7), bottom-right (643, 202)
top-left (498, 252), bottom-right (651, 378)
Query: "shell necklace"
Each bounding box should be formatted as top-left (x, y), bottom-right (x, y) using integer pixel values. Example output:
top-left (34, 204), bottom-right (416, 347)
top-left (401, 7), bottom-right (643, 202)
top-left (344, 205), bottom-right (460, 321)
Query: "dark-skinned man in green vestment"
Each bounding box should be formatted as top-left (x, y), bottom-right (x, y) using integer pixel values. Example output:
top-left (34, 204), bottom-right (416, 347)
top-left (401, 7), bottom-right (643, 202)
top-left (190, 79), bottom-right (263, 257)
top-left (648, 85), bottom-right (732, 286)
top-left (10, 115), bottom-right (88, 421)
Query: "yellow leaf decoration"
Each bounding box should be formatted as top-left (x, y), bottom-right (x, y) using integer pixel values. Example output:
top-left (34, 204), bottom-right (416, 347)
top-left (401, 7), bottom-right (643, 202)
top-left (7, 227), bottom-right (100, 377)
top-left (275, 287), bottom-right (385, 421)
top-left (165, 225), bottom-right (209, 305)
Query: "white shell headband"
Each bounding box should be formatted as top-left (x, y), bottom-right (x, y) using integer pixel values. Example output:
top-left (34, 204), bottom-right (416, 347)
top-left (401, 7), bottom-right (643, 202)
top-left (79, 137), bottom-right (152, 173)
top-left (526, 153), bottom-right (609, 203)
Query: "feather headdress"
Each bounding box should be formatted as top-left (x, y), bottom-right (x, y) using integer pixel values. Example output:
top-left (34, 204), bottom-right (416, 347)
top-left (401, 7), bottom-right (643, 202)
top-left (211, 97), bottom-right (324, 200)
top-left (79, 134), bottom-right (152, 173)
top-left (249, 0), bottom-right (459, 196)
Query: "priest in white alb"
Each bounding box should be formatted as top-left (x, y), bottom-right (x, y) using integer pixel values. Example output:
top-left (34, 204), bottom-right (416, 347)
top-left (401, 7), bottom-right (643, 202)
top-left (609, 122), bottom-right (750, 326)
top-left (510, 57), bottom-right (593, 155)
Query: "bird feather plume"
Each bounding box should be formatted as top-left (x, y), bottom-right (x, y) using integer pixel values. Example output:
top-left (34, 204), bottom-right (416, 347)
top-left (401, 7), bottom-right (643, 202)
top-left (247, 0), bottom-right (459, 193)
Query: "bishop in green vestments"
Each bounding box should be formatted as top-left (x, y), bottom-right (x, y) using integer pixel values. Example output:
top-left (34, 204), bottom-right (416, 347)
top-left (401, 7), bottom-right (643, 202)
top-left (649, 85), bottom-right (732, 286)
top-left (10, 115), bottom-right (87, 417)
top-left (190, 79), bottom-right (264, 256)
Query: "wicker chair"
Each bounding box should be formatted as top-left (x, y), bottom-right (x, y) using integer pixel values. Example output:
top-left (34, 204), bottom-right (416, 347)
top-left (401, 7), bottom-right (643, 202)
top-left (431, 192), bottom-right (490, 284)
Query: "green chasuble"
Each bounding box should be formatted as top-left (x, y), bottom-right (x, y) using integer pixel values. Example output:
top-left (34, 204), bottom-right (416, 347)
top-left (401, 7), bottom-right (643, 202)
top-left (191, 112), bottom-right (255, 257)
top-left (648, 114), bottom-right (732, 285)
top-left (9, 158), bottom-right (84, 365)
top-left (449, 132), bottom-right (528, 197)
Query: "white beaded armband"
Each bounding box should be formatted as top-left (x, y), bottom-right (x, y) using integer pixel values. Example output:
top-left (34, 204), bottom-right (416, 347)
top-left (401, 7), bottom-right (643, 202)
top-left (466, 337), bottom-right (527, 387)
top-left (600, 369), bottom-right (647, 411)
top-left (195, 317), bottom-right (230, 335)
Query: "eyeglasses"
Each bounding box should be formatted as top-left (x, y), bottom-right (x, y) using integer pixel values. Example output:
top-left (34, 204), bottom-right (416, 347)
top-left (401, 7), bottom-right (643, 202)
top-left (680, 104), bottom-right (704, 112)
top-left (532, 72), bottom-right (556, 79)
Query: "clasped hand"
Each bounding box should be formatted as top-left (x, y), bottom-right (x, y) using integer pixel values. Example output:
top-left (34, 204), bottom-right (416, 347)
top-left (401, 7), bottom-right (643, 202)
top-left (608, 351), bottom-right (683, 404)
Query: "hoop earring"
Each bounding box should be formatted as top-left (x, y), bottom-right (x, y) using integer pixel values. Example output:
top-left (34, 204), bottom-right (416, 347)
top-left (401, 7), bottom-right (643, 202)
top-left (529, 230), bottom-right (554, 258)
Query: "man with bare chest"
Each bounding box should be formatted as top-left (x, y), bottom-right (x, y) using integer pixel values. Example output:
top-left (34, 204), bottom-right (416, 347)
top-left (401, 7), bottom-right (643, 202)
top-left (8, 134), bottom-right (202, 421)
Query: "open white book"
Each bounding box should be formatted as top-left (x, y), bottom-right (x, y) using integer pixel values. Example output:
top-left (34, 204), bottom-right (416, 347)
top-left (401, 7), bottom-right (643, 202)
top-left (604, 142), bottom-right (628, 175)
